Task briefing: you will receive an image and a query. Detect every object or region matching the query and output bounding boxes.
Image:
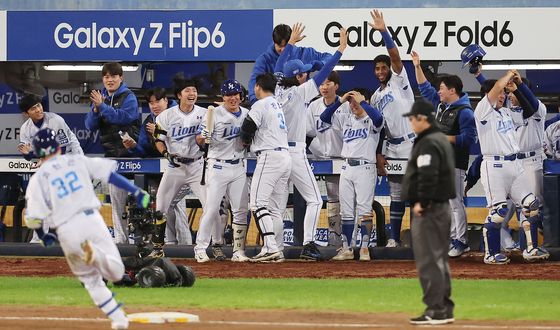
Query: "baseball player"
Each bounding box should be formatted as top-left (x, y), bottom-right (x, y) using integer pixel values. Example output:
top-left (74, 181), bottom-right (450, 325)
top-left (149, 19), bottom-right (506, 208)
top-left (369, 10), bottom-right (415, 248)
top-left (154, 79), bottom-right (207, 246)
top-left (18, 94), bottom-right (83, 243)
top-left (473, 67), bottom-right (549, 258)
top-left (306, 71), bottom-right (351, 248)
top-left (545, 120), bottom-right (560, 159)
top-left (474, 70), bottom-right (546, 264)
top-left (240, 72), bottom-right (291, 262)
top-left (194, 80), bottom-right (250, 263)
top-left (273, 23), bottom-right (348, 260)
top-left (121, 87), bottom-right (192, 249)
top-left (320, 89), bottom-right (383, 261)
top-left (411, 51), bottom-right (477, 258)
top-left (25, 128), bottom-right (150, 330)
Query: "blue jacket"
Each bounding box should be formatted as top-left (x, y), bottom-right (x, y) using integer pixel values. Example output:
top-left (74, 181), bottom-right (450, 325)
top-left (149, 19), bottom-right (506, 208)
top-left (248, 43), bottom-right (332, 104)
top-left (85, 82), bottom-right (140, 130)
top-left (418, 82), bottom-right (477, 150)
top-left (128, 100), bottom-right (178, 157)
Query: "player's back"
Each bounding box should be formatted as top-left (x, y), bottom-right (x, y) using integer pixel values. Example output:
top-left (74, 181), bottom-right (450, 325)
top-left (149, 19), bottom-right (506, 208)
top-left (249, 95), bottom-right (289, 153)
top-left (26, 154), bottom-right (113, 228)
top-left (276, 80), bottom-right (319, 143)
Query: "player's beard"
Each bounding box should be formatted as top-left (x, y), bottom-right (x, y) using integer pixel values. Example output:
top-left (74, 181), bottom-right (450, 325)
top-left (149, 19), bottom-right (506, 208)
top-left (379, 71), bottom-right (392, 85)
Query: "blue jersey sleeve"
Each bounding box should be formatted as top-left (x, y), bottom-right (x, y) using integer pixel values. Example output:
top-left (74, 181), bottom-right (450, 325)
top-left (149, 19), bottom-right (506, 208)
top-left (418, 81), bottom-right (440, 109)
top-left (455, 109), bottom-right (477, 148)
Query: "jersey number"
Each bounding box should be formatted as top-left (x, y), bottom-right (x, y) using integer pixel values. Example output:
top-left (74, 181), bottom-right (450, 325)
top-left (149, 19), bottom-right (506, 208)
top-left (51, 171), bottom-right (83, 199)
top-left (277, 113), bottom-right (286, 129)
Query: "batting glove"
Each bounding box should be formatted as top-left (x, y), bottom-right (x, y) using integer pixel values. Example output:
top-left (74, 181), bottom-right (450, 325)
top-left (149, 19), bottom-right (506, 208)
top-left (162, 150), bottom-right (180, 168)
top-left (200, 128), bottom-right (212, 142)
top-left (40, 232), bottom-right (58, 247)
top-left (133, 189), bottom-right (150, 208)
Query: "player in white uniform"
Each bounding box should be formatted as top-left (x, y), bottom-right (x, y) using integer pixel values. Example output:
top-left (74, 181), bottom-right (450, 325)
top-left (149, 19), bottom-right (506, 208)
top-left (240, 72), bottom-right (292, 262)
top-left (25, 128), bottom-right (150, 330)
top-left (321, 90), bottom-right (383, 261)
top-left (273, 23), bottom-right (347, 260)
top-left (154, 79), bottom-right (207, 246)
top-left (475, 70), bottom-right (548, 264)
top-left (368, 10), bottom-right (415, 247)
top-left (545, 121), bottom-right (560, 159)
top-left (307, 71), bottom-right (351, 248)
top-left (18, 94), bottom-right (83, 243)
top-left (194, 80), bottom-right (250, 263)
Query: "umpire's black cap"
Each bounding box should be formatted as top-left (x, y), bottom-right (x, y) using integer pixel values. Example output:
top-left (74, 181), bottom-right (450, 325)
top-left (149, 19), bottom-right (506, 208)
top-left (402, 100), bottom-right (435, 118)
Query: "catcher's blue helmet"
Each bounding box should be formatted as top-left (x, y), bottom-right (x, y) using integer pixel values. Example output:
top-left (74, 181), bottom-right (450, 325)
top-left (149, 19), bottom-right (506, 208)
top-left (32, 128), bottom-right (60, 158)
top-left (461, 44), bottom-right (486, 68)
top-left (220, 79), bottom-right (243, 96)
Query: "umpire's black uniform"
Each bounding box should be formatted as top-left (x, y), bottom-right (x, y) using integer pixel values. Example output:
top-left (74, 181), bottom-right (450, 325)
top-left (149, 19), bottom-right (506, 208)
top-left (401, 101), bottom-right (456, 324)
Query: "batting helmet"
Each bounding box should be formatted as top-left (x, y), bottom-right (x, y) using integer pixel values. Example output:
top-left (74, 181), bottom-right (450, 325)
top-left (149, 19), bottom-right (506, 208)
top-left (220, 79), bottom-right (243, 96)
top-left (461, 44), bottom-right (486, 72)
top-left (32, 128), bottom-right (60, 158)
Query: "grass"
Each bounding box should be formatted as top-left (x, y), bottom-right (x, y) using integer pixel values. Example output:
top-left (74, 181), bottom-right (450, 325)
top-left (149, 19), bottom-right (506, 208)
top-left (0, 276), bottom-right (559, 321)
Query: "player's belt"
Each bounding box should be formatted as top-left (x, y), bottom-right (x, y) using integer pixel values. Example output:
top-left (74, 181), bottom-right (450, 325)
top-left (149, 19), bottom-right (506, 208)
top-left (215, 159), bottom-right (241, 165)
top-left (493, 154), bottom-right (517, 161)
top-left (346, 159), bottom-right (372, 166)
top-left (175, 156), bottom-right (202, 164)
top-left (517, 151), bottom-right (537, 159)
top-left (387, 133), bottom-right (415, 145)
top-left (255, 147), bottom-right (286, 156)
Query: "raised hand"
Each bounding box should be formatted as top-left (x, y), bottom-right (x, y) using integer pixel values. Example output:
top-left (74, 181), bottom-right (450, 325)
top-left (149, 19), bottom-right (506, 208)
top-left (348, 90), bottom-right (365, 103)
top-left (340, 91), bottom-right (352, 103)
top-left (338, 27), bottom-right (348, 52)
top-left (289, 22), bottom-right (306, 45)
top-left (89, 90), bottom-right (104, 108)
top-left (368, 9), bottom-right (387, 32)
top-left (512, 70), bottom-right (522, 85)
top-left (411, 50), bottom-right (421, 68)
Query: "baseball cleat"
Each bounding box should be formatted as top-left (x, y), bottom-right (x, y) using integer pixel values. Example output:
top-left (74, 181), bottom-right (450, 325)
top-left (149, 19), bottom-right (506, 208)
top-left (484, 253), bottom-right (510, 265)
top-left (409, 314), bottom-right (448, 325)
top-left (300, 242), bottom-right (323, 261)
top-left (81, 240), bottom-right (95, 265)
top-left (359, 247), bottom-right (371, 261)
top-left (250, 251), bottom-right (282, 263)
top-left (111, 319), bottom-right (129, 330)
top-left (331, 248), bottom-right (354, 261)
top-left (231, 251), bottom-right (250, 262)
top-left (385, 239), bottom-right (400, 248)
top-left (194, 251), bottom-right (210, 263)
top-left (504, 242), bottom-right (521, 253)
top-left (448, 240), bottom-right (470, 258)
top-left (522, 247), bottom-right (550, 262)
top-left (260, 251), bottom-right (285, 263)
top-left (211, 244), bottom-right (226, 261)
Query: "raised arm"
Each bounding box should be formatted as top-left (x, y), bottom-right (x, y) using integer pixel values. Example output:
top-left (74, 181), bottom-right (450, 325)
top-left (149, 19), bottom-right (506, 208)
top-left (369, 9), bottom-right (403, 74)
top-left (487, 70), bottom-right (515, 105)
top-left (411, 50), bottom-right (439, 108)
top-left (311, 27), bottom-right (347, 87)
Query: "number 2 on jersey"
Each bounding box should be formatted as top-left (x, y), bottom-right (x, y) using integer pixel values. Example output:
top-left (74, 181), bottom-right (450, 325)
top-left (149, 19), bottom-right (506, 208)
top-left (51, 171), bottom-right (83, 198)
top-left (278, 113), bottom-right (286, 129)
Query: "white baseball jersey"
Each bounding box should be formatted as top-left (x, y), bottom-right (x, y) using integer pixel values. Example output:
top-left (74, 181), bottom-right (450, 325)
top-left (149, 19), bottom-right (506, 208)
top-left (307, 97), bottom-right (351, 158)
top-left (25, 154), bottom-right (116, 228)
top-left (20, 112), bottom-right (83, 155)
top-left (545, 121), bottom-right (560, 160)
top-left (200, 105), bottom-right (249, 160)
top-left (509, 100), bottom-right (546, 153)
top-left (276, 80), bottom-right (320, 144)
top-left (475, 96), bottom-right (519, 156)
top-left (248, 95), bottom-right (289, 153)
top-left (333, 113), bottom-right (383, 163)
top-left (370, 68), bottom-right (415, 140)
top-left (155, 104), bottom-right (206, 158)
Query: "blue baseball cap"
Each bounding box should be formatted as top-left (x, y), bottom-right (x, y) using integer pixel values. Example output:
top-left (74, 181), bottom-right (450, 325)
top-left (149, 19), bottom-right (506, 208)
top-left (283, 59), bottom-right (313, 78)
top-left (220, 79), bottom-right (243, 96)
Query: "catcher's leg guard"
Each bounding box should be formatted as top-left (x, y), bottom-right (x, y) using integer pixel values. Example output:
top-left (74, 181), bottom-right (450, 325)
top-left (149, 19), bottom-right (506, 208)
top-left (253, 207), bottom-right (278, 253)
top-left (521, 194), bottom-right (541, 249)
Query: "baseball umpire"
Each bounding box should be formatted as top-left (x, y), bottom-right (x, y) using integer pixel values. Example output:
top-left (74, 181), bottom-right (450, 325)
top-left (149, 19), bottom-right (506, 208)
top-left (401, 101), bottom-right (455, 325)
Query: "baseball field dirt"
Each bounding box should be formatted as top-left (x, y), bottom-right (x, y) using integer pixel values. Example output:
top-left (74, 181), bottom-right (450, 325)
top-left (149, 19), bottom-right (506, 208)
top-left (1, 252), bottom-right (559, 329)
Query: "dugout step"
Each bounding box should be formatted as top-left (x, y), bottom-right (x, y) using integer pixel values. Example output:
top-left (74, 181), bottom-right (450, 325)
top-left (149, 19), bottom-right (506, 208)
top-left (1, 243), bottom-right (559, 261)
